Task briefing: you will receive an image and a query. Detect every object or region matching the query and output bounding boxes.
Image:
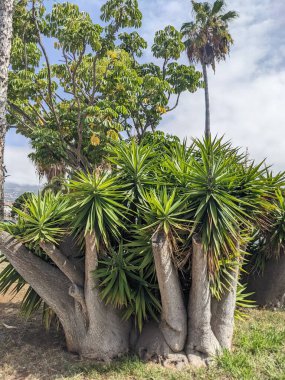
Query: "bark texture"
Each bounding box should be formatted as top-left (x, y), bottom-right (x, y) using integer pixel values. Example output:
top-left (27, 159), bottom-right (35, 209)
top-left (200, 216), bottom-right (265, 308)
top-left (0, 0), bottom-right (14, 219)
top-left (0, 231), bottom-right (82, 352)
top-left (211, 264), bottom-right (239, 349)
top-left (77, 232), bottom-right (130, 359)
top-left (0, 231), bottom-right (130, 360)
top-left (202, 63), bottom-right (210, 139)
top-left (151, 230), bottom-right (187, 352)
top-left (246, 253), bottom-right (285, 308)
top-left (186, 235), bottom-right (220, 358)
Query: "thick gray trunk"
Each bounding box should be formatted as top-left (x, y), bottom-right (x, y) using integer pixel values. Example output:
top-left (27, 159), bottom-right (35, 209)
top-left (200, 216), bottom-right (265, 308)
top-left (151, 230), bottom-right (187, 352)
top-left (186, 235), bottom-right (220, 359)
top-left (211, 264), bottom-right (239, 350)
top-left (0, 0), bottom-right (14, 220)
top-left (0, 229), bottom-right (241, 364)
top-left (135, 321), bottom-right (188, 369)
top-left (79, 232), bottom-right (130, 360)
top-left (0, 231), bottom-right (130, 360)
top-left (0, 231), bottom-right (83, 352)
top-left (246, 252), bottom-right (285, 308)
top-left (202, 63), bottom-right (210, 139)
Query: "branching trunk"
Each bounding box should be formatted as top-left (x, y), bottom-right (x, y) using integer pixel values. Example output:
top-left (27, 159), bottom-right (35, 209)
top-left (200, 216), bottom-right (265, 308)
top-left (0, 231), bottom-right (82, 352)
top-left (0, 229), bottom-right (241, 366)
top-left (0, 231), bottom-right (130, 360)
top-left (202, 63), bottom-right (210, 139)
top-left (211, 264), bottom-right (239, 350)
top-left (151, 230), bottom-right (187, 352)
top-left (186, 235), bottom-right (220, 360)
top-left (0, 0), bottom-right (14, 219)
top-left (40, 242), bottom-right (84, 287)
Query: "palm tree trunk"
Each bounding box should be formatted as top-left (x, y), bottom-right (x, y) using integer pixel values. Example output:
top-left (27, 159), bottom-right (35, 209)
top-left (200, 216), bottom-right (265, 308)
top-left (202, 63), bottom-right (210, 139)
top-left (0, 0), bottom-right (14, 219)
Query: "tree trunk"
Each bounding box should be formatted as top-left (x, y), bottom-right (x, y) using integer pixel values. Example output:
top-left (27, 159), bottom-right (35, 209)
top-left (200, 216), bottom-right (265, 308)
top-left (246, 252), bottom-right (285, 308)
top-left (0, 231), bottom-right (131, 360)
top-left (202, 63), bottom-right (210, 139)
top-left (0, 231), bottom-right (83, 352)
top-left (78, 232), bottom-right (131, 360)
top-left (0, 0), bottom-right (14, 220)
top-left (211, 263), bottom-right (239, 350)
top-left (151, 230), bottom-right (187, 352)
top-left (186, 235), bottom-right (220, 361)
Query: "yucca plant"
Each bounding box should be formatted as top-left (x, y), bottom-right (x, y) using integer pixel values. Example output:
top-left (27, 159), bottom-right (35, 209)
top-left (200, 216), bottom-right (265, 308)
top-left (162, 139), bottom-right (194, 189)
top-left (94, 243), bottom-right (161, 331)
top-left (0, 192), bottom-right (70, 328)
top-left (248, 187), bottom-right (285, 274)
top-left (140, 187), bottom-right (190, 239)
top-left (6, 191), bottom-right (70, 246)
top-left (67, 170), bottom-right (129, 247)
top-left (184, 136), bottom-right (272, 277)
top-left (0, 136), bottom-right (281, 364)
top-left (107, 139), bottom-right (157, 204)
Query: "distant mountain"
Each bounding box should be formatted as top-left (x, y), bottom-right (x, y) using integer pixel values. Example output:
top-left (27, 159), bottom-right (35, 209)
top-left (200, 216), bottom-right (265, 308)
top-left (4, 182), bottom-right (42, 203)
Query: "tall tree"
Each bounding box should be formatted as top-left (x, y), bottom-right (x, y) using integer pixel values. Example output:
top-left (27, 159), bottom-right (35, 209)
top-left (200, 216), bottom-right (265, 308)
top-left (181, 0), bottom-right (238, 138)
top-left (7, 1), bottom-right (201, 178)
top-left (0, 0), bottom-right (14, 219)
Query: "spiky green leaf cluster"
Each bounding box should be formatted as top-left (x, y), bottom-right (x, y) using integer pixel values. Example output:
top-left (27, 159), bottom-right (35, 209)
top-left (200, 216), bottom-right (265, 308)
top-left (67, 171), bottom-right (128, 247)
top-left (94, 243), bottom-right (160, 331)
top-left (3, 192), bottom-right (69, 246)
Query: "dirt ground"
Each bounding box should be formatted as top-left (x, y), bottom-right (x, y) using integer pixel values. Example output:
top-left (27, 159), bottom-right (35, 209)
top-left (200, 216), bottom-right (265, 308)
top-left (0, 290), bottom-right (76, 380)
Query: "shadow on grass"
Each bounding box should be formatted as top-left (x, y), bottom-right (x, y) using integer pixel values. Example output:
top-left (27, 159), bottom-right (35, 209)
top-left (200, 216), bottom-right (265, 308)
top-left (1, 302), bottom-right (285, 380)
top-left (0, 302), bottom-right (193, 380)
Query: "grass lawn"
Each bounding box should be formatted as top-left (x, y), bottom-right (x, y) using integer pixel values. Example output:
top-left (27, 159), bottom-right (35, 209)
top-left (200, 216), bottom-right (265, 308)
top-left (1, 297), bottom-right (285, 380)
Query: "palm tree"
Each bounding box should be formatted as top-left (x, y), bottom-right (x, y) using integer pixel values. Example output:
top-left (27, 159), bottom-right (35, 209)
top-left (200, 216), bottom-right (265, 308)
top-left (0, 0), bottom-right (14, 219)
top-left (181, 0), bottom-right (238, 138)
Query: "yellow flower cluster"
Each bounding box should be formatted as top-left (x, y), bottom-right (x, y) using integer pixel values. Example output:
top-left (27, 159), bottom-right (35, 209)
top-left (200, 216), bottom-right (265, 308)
top-left (91, 133), bottom-right (100, 146)
top-left (156, 105), bottom-right (167, 114)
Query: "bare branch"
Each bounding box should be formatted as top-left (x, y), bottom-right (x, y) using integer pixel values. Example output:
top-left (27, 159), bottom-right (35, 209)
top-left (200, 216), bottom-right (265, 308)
top-left (40, 242), bottom-right (84, 287)
top-left (32, 1), bottom-right (60, 127)
top-left (0, 232), bottom-right (74, 318)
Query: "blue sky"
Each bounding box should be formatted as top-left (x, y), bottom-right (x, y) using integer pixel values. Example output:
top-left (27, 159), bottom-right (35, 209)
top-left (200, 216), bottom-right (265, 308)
top-left (6, 0), bottom-right (285, 185)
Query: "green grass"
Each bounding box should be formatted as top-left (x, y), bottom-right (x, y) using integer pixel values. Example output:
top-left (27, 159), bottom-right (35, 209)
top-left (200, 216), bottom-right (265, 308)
top-left (0, 307), bottom-right (285, 380)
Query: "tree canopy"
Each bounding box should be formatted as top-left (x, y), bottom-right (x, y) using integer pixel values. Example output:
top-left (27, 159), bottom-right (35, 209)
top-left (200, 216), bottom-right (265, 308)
top-left (8, 0), bottom-right (202, 177)
top-left (181, 0), bottom-right (238, 71)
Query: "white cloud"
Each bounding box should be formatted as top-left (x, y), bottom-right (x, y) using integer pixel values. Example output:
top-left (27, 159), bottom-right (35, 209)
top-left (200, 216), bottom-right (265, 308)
top-left (4, 146), bottom-right (41, 186)
top-left (158, 0), bottom-right (285, 170)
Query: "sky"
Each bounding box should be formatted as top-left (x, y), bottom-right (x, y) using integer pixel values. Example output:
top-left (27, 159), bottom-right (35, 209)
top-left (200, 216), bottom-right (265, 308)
top-left (5, 0), bottom-right (285, 185)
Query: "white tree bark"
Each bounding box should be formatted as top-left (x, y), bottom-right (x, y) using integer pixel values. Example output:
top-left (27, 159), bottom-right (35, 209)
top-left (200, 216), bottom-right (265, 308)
top-left (186, 235), bottom-right (220, 359)
top-left (211, 264), bottom-right (239, 350)
top-left (0, 231), bottom-right (130, 360)
top-left (0, 0), bottom-right (14, 219)
top-left (151, 230), bottom-right (187, 352)
top-left (79, 232), bottom-right (131, 360)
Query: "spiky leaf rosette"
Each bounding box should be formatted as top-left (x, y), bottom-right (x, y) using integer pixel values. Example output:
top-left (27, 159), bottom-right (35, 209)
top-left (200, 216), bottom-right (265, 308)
top-left (67, 170), bottom-right (129, 247)
top-left (94, 243), bottom-right (161, 331)
top-left (186, 137), bottom-right (274, 277)
top-left (2, 192), bottom-right (69, 246)
top-left (107, 139), bottom-right (157, 202)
